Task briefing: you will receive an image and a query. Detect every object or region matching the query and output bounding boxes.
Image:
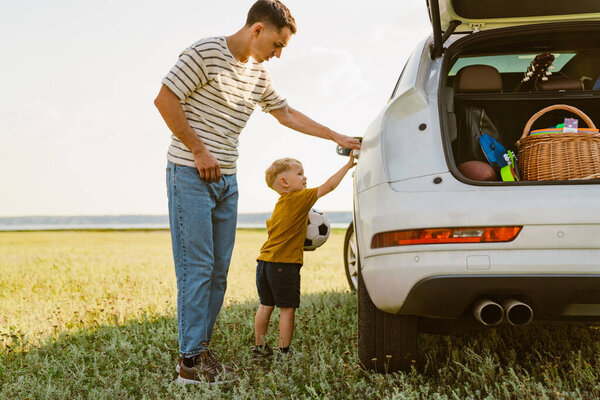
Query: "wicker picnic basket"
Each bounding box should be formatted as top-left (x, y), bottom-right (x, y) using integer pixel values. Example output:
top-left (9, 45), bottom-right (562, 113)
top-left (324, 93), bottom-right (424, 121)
top-left (516, 104), bottom-right (600, 181)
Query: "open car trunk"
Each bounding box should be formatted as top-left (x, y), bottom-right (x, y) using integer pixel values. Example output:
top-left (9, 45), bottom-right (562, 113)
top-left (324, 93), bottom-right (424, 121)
top-left (440, 21), bottom-right (600, 184)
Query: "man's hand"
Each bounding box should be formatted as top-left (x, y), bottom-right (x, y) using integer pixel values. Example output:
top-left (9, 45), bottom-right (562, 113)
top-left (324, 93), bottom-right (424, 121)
top-left (193, 148), bottom-right (222, 183)
top-left (333, 133), bottom-right (361, 150)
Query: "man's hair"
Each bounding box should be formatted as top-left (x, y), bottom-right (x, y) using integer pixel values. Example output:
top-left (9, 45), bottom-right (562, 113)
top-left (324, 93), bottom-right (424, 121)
top-left (246, 0), bottom-right (297, 34)
top-left (265, 157), bottom-right (301, 189)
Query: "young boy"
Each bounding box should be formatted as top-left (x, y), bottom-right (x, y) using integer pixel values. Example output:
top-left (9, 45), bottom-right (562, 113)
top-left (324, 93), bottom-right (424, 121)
top-left (252, 152), bottom-right (355, 359)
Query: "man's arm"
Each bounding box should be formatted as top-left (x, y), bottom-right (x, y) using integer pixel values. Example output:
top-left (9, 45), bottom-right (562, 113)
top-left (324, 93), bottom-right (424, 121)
top-left (154, 85), bottom-right (221, 182)
top-left (317, 151), bottom-right (356, 198)
top-left (270, 105), bottom-right (361, 150)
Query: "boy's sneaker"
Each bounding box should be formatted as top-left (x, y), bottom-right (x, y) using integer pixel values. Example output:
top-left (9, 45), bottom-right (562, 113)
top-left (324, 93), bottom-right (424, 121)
top-left (177, 349), bottom-right (236, 385)
top-left (176, 356), bottom-right (182, 373)
top-left (276, 347), bottom-right (304, 362)
top-left (252, 344), bottom-right (274, 360)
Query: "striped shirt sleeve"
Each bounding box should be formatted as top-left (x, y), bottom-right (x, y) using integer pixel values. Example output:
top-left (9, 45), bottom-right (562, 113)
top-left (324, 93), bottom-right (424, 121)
top-left (161, 46), bottom-right (210, 102)
top-left (258, 76), bottom-right (287, 113)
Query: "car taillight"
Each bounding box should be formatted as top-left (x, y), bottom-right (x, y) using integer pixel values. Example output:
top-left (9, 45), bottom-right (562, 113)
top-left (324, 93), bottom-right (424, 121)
top-left (371, 226), bottom-right (522, 249)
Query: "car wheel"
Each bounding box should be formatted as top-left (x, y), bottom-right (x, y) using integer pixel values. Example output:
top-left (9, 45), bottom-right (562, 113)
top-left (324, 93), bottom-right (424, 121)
top-left (343, 222), bottom-right (359, 291)
top-left (358, 267), bottom-right (418, 373)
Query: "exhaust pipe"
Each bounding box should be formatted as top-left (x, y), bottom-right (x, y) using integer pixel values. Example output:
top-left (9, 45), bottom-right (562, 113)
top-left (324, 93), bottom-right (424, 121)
top-left (473, 299), bottom-right (504, 326)
top-left (503, 299), bottom-right (533, 326)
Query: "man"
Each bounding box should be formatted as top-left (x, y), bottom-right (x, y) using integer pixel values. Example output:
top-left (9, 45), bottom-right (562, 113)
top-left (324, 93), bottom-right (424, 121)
top-left (154, 0), bottom-right (360, 385)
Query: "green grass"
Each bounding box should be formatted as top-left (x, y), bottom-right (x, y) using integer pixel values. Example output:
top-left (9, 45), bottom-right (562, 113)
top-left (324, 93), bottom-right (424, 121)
top-left (1, 230), bottom-right (599, 399)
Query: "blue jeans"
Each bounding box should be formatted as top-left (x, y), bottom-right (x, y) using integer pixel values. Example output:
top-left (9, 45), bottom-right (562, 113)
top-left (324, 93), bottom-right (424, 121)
top-left (166, 161), bottom-right (238, 357)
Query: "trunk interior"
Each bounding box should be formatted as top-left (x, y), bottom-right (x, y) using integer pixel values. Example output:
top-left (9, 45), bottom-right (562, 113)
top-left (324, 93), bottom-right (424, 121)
top-left (441, 22), bottom-right (600, 184)
top-left (451, 93), bottom-right (600, 164)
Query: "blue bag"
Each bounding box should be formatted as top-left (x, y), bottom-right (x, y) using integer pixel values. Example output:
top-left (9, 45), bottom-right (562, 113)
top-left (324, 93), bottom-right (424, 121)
top-left (479, 134), bottom-right (509, 170)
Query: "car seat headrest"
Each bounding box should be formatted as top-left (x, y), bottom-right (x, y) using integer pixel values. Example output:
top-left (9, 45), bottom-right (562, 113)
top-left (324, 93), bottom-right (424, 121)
top-left (455, 65), bottom-right (503, 93)
top-left (536, 75), bottom-right (583, 91)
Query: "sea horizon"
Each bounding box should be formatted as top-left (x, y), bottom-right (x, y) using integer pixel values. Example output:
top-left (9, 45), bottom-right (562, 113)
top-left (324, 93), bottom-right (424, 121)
top-left (0, 212), bottom-right (353, 231)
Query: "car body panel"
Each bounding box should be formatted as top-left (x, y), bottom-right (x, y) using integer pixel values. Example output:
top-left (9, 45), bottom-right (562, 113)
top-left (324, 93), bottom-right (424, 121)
top-left (356, 35), bottom-right (450, 193)
top-left (356, 175), bottom-right (600, 258)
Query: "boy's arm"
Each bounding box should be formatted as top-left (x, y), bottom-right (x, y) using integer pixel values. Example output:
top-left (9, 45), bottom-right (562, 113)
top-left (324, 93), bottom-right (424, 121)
top-left (317, 151), bottom-right (356, 198)
top-left (270, 105), bottom-right (361, 150)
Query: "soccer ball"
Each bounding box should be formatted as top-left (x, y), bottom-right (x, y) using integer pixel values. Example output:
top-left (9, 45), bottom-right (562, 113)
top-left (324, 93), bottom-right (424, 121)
top-left (304, 209), bottom-right (331, 251)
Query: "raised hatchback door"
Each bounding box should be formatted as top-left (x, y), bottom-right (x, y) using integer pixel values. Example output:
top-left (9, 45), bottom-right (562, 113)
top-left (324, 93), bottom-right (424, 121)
top-left (428, 0), bottom-right (600, 32)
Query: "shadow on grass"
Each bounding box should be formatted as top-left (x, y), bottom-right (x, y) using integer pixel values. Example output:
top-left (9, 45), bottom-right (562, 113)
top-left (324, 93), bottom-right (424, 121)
top-left (2, 290), bottom-right (600, 399)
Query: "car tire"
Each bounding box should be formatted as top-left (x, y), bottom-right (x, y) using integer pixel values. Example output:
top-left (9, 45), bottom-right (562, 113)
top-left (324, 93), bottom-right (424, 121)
top-left (358, 267), bottom-right (418, 373)
top-left (343, 222), bottom-right (359, 291)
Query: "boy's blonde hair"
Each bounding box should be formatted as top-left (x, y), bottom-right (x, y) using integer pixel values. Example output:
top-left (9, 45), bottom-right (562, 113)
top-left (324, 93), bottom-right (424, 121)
top-left (265, 157), bottom-right (301, 189)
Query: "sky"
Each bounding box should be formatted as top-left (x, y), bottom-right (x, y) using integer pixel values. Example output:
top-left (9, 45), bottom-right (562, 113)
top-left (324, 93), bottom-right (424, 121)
top-left (0, 0), bottom-right (431, 216)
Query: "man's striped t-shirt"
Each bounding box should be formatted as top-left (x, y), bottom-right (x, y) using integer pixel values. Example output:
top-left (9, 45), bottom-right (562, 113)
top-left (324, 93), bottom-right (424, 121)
top-left (161, 36), bottom-right (288, 174)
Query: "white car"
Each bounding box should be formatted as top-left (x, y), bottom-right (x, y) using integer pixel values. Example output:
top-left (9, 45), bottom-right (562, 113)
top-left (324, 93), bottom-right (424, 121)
top-left (343, 0), bottom-right (600, 373)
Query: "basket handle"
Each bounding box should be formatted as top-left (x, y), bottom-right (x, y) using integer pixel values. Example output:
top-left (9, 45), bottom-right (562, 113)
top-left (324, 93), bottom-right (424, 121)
top-left (521, 104), bottom-right (597, 139)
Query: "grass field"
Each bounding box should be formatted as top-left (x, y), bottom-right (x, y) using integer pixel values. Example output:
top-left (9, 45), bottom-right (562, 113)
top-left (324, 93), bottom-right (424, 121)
top-left (1, 230), bottom-right (599, 399)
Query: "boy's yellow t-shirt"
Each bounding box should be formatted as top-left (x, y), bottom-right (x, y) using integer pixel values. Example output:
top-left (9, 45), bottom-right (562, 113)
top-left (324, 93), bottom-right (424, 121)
top-left (257, 187), bottom-right (319, 264)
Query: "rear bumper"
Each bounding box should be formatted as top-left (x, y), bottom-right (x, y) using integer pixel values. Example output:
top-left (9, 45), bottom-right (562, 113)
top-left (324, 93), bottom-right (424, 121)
top-left (361, 249), bottom-right (600, 316)
top-left (400, 274), bottom-right (600, 320)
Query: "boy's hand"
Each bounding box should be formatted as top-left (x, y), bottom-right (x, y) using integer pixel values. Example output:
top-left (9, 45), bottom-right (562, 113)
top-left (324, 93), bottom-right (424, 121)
top-left (346, 150), bottom-right (357, 169)
top-left (317, 150), bottom-right (357, 198)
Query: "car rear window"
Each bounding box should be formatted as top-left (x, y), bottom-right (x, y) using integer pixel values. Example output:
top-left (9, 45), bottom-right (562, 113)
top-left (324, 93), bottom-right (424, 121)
top-left (448, 53), bottom-right (576, 75)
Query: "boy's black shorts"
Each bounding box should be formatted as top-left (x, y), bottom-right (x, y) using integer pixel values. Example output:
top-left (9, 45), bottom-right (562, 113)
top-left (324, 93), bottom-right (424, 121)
top-left (256, 260), bottom-right (302, 308)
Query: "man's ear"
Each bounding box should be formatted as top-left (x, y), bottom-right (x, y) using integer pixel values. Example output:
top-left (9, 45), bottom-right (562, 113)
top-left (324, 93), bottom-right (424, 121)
top-left (252, 22), bottom-right (264, 38)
